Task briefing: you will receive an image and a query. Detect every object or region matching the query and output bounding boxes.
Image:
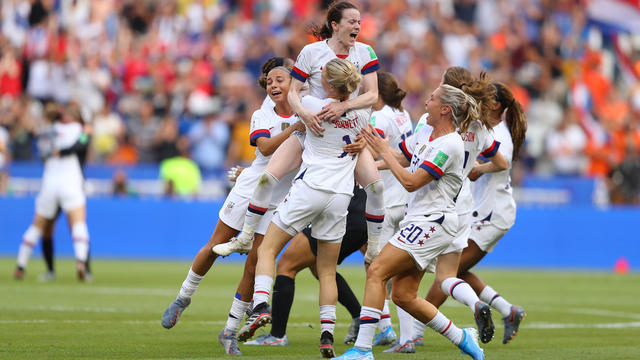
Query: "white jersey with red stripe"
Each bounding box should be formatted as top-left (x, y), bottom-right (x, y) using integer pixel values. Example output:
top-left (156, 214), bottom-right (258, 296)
top-left (296, 96), bottom-right (371, 196)
top-left (456, 120), bottom-right (501, 215)
top-left (231, 106), bottom-right (299, 207)
top-left (471, 120), bottom-right (515, 229)
top-left (399, 126), bottom-right (464, 235)
top-left (370, 105), bottom-right (413, 208)
top-left (291, 40), bottom-right (379, 99)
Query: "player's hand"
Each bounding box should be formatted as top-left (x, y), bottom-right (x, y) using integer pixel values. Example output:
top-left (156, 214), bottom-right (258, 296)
top-left (299, 109), bottom-right (324, 136)
top-left (469, 161), bottom-right (483, 181)
top-left (360, 124), bottom-right (389, 154)
top-left (292, 120), bottom-right (306, 133)
top-left (318, 101), bottom-right (347, 122)
top-left (344, 135), bottom-right (366, 156)
top-left (227, 165), bottom-right (245, 182)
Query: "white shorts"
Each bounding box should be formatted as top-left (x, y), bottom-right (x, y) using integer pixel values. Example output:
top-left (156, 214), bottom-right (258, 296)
top-left (469, 221), bottom-right (509, 253)
top-left (442, 212), bottom-right (472, 255)
top-left (379, 205), bottom-right (405, 251)
top-left (218, 190), bottom-right (274, 235)
top-left (272, 180), bottom-right (351, 242)
top-left (35, 181), bottom-right (86, 219)
top-left (388, 216), bottom-right (455, 272)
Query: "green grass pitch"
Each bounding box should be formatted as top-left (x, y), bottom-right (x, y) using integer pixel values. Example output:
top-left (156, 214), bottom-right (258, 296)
top-left (1, 258), bottom-right (639, 359)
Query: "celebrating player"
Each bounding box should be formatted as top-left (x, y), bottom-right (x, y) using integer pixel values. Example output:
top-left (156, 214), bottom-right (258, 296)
top-left (214, 1), bottom-right (385, 266)
top-left (14, 103), bottom-right (91, 281)
top-left (239, 58), bottom-right (370, 358)
top-left (160, 59), bottom-right (304, 357)
top-left (333, 84), bottom-right (485, 360)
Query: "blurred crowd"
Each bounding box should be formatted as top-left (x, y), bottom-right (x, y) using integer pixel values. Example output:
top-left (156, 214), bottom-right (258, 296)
top-left (0, 0), bottom-right (639, 203)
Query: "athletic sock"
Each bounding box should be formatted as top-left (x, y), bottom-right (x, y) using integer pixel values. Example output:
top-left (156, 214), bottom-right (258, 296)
top-left (178, 268), bottom-right (204, 300)
top-left (241, 171), bottom-right (279, 242)
top-left (354, 306), bottom-right (381, 351)
top-left (336, 272), bottom-right (361, 319)
top-left (364, 180), bottom-right (385, 251)
top-left (253, 274), bottom-right (273, 308)
top-left (320, 304), bottom-right (337, 335)
top-left (397, 305), bottom-right (415, 345)
top-left (42, 236), bottom-right (54, 272)
top-left (271, 275), bottom-right (295, 338)
top-left (479, 285), bottom-right (513, 317)
top-left (426, 311), bottom-right (463, 345)
top-left (71, 222), bottom-right (89, 262)
top-left (17, 225), bottom-right (42, 268)
top-left (378, 299), bottom-right (392, 330)
top-left (441, 277), bottom-right (481, 313)
top-left (413, 318), bottom-right (427, 339)
top-left (225, 292), bottom-right (251, 333)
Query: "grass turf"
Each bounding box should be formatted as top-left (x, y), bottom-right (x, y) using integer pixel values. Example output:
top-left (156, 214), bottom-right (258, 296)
top-left (1, 258), bottom-right (639, 359)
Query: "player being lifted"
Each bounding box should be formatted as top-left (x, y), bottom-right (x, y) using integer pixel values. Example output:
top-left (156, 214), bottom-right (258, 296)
top-left (238, 58), bottom-right (371, 358)
top-left (214, 1), bottom-right (385, 267)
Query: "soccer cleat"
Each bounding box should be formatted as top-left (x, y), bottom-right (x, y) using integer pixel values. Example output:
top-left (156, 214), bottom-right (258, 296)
top-left (161, 297), bottom-right (191, 329)
top-left (412, 335), bottom-right (424, 346)
top-left (320, 331), bottom-right (335, 358)
top-left (331, 347), bottom-right (374, 360)
top-left (383, 340), bottom-right (416, 353)
top-left (372, 326), bottom-right (397, 346)
top-left (238, 302), bottom-right (271, 342)
top-left (38, 271), bottom-right (56, 282)
top-left (502, 305), bottom-right (526, 344)
top-left (76, 261), bottom-right (87, 282)
top-left (344, 317), bottom-right (360, 344)
top-left (218, 328), bottom-right (242, 355)
top-left (474, 301), bottom-right (495, 343)
top-left (14, 266), bottom-right (25, 280)
top-left (458, 328), bottom-right (484, 360)
top-left (212, 234), bottom-right (253, 256)
top-left (244, 333), bottom-right (289, 346)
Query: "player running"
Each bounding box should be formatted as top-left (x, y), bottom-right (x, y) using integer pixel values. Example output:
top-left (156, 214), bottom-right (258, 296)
top-left (333, 84), bottom-right (485, 360)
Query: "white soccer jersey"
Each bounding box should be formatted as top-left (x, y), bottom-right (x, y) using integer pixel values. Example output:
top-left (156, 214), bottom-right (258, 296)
top-left (413, 112), bottom-right (430, 134)
top-left (232, 106), bottom-right (299, 207)
top-left (291, 40), bottom-right (380, 99)
top-left (399, 126), bottom-right (464, 235)
top-left (370, 105), bottom-right (413, 208)
top-left (297, 96), bottom-right (371, 195)
top-left (41, 122), bottom-right (84, 184)
top-left (471, 121), bottom-right (515, 229)
top-left (455, 120), bottom-right (501, 215)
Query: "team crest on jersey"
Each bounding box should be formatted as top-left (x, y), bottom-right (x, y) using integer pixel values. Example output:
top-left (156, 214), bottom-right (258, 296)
top-left (224, 201), bottom-right (235, 215)
top-left (281, 123), bottom-right (290, 131)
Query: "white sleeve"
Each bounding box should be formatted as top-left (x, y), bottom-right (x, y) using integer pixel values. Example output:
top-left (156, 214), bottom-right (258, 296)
top-left (292, 45), bottom-right (313, 83)
top-left (249, 110), bottom-right (271, 146)
top-left (301, 96), bottom-right (325, 114)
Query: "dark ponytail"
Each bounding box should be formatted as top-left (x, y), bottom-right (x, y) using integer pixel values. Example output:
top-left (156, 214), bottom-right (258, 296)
top-left (310, 1), bottom-right (358, 40)
top-left (494, 82), bottom-right (527, 161)
top-left (377, 71), bottom-right (406, 111)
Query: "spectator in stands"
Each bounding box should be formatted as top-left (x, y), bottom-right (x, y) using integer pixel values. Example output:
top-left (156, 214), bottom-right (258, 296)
top-left (188, 107), bottom-right (230, 172)
top-left (160, 136), bottom-right (201, 197)
top-left (545, 108), bottom-right (588, 175)
top-left (127, 98), bottom-right (160, 163)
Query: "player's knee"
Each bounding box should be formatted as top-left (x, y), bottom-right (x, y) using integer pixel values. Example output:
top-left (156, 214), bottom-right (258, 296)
top-left (391, 291), bottom-right (412, 309)
top-left (71, 222), bottom-right (89, 240)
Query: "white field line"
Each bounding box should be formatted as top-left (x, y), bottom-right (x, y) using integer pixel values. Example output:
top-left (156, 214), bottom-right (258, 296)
top-left (2, 318), bottom-right (640, 330)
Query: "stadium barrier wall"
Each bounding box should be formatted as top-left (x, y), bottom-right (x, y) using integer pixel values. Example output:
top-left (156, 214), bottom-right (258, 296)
top-left (0, 196), bottom-right (637, 270)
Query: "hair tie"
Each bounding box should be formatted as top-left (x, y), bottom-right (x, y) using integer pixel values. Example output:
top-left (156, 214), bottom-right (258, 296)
top-left (269, 66), bottom-right (292, 74)
top-left (460, 83), bottom-right (469, 88)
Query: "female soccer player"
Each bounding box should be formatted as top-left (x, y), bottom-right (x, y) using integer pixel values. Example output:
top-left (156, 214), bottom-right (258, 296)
top-left (14, 103), bottom-right (91, 281)
top-left (442, 81), bottom-right (527, 344)
top-left (215, 1), bottom-right (385, 264)
top-left (161, 60), bottom-right (304, 356)
top-left (239, 58), bottom-right (370, 358)
top-left (334, 84), bottom-right (485, 360)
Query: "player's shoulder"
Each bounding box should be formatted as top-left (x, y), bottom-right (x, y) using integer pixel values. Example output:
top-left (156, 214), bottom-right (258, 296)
top-left (302, 95), bottom-right (332, 112)
top-left (301, 40), bottom-right (327, 54)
